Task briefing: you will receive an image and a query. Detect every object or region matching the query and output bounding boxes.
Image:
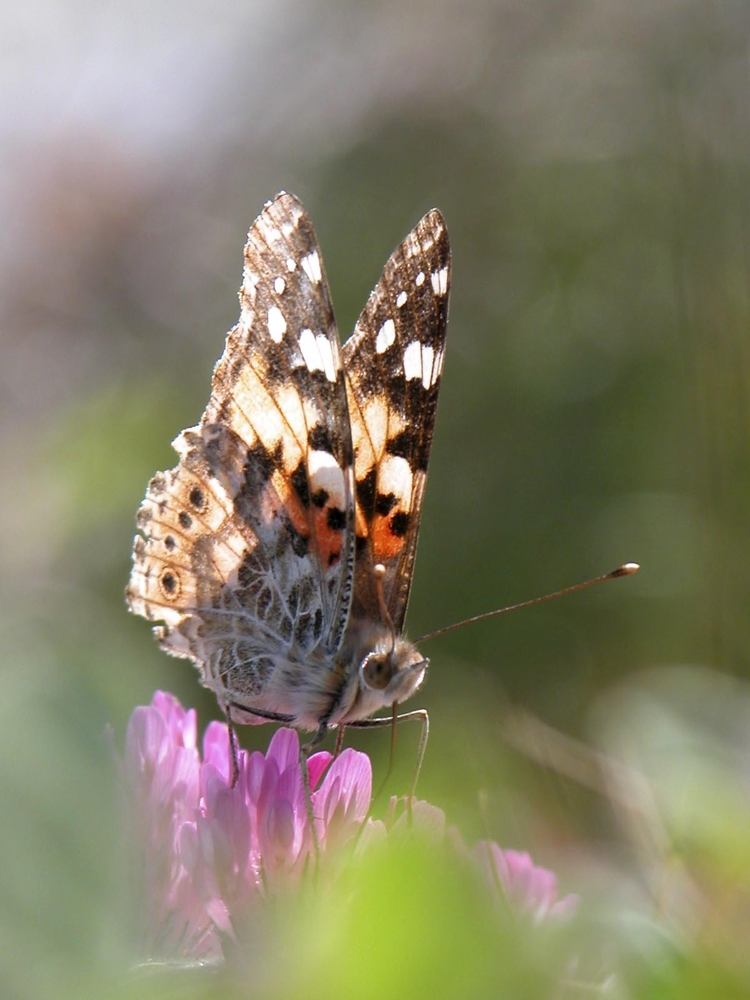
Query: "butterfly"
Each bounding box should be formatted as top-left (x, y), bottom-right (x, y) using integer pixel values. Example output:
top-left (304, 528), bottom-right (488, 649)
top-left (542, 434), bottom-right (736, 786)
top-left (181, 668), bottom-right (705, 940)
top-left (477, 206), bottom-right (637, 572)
top-left (126, 191), bottom-right (450, 758)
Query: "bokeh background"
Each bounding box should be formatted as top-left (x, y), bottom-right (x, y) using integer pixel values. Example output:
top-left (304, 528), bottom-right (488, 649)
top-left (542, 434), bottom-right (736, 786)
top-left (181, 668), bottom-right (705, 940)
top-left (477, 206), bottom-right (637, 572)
top-left (4, 1), bottom-right (750, 996)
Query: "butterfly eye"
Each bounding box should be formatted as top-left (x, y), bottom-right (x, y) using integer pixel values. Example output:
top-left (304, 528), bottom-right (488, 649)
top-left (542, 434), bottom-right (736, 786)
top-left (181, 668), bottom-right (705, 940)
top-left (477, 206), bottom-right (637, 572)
top-left (360, 653), bottom-right (393, 691)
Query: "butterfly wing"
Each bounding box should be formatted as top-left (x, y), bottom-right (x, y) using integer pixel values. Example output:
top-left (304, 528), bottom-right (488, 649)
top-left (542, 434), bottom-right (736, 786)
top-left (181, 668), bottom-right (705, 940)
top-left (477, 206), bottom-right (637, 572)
top-left (342, 209), bottom-right (451, 631)
top-left (127, 193), bottom-right (356, 720)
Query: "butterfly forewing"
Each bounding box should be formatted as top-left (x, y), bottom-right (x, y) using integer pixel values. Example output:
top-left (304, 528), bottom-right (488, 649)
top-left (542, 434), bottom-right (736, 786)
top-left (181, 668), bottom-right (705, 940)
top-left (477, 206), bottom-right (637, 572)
top-left (343, 209), bottom-right (451, 631)
top-left (202, 193), bottom-right (356, 657)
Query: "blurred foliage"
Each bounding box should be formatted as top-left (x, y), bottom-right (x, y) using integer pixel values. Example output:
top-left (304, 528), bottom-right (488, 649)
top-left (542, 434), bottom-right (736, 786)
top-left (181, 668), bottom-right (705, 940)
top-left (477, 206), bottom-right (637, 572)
top-left (3, 0), bottom-right (750, 995)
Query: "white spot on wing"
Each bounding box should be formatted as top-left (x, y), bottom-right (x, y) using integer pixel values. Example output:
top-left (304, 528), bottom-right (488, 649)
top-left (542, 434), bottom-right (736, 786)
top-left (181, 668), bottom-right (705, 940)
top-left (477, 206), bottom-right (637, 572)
top-left (286, 257), bottom-right (297, 272)
top-left (298, 328), bottom-right (338, 382)
top-left (375, 318), bottom-right (396, 354)
top-left (420, 344), bottom-right (436, 388)
top-left (267, 306), bottom-right (287, 343)
top-left (416, 271), bottom-right (425, 287)
top-left (378, 455), bottom-right (412, 504)
top-left (316, 333), bottom-right (337, 382)
top-left (403, 340), bottom-right (422, 382)
top-left (403, 340), bottom-right (439, 389)
top-left (301, 251), bottom-right (322, 283)
top-left (309, 450), bottom-right (346, 507)
top-left (431, 267), bottom-right (448, 296)
top-left (396, 290), bottom-right (407, 308)
top-left (274, 276), bottom-right (286, 294)
top-left (299, 328), bottom-right (318, 372)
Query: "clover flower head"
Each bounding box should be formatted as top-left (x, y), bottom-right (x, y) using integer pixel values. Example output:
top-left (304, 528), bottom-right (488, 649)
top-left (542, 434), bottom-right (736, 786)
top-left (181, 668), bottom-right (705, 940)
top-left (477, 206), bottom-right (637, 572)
top-left (124, 692), bottom-right (371, 959)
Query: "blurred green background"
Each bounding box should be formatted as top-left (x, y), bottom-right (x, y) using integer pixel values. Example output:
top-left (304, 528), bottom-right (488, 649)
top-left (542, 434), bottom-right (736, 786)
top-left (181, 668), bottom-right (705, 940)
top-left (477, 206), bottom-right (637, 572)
top-left (4, 0), bottom-right (750, 996)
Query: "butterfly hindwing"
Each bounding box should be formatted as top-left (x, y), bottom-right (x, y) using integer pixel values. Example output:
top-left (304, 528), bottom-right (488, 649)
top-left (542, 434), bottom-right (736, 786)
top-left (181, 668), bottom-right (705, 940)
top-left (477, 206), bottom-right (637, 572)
top-left (342, 209), bottom-right (451, 631)
top-left (127, 428), bottom-right (291, 708)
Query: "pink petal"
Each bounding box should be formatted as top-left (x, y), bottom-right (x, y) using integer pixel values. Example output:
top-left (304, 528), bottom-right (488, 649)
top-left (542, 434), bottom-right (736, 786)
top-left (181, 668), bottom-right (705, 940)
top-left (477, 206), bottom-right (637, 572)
top-left (475, 842), bottom-right (579, 922)
top-left (313, 749), bottom-right (372, 848)
top-left (125, 704), bottom-right (167, 774)
top-left (318, 748), bottom-right (372, 820)
top-left (202, 720), bottom-right (232, 777)
top-left (267, 798), bottom-right (296, 853)
top-left (152, 690), bottom-right (197, 749)
top-left (265, 727), bottom-right (300, 772)
top-left (246, 750), bottom-right (266, 804)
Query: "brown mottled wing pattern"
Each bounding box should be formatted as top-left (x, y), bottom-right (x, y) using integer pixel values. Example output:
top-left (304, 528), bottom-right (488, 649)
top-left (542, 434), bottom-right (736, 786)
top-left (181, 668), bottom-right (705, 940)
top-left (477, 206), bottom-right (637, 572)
top-left (343, 209), bottom-right (450, 631)
top-left (127, 193), bottom-right (355, 718)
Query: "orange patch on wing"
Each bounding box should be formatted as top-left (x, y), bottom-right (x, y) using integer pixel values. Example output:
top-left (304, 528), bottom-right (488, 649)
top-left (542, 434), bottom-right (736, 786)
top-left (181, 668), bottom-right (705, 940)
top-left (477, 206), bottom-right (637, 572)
top-left (312, 507), bottom-right (344, 566)
top-left (370, 515), bottom-right (406, 562)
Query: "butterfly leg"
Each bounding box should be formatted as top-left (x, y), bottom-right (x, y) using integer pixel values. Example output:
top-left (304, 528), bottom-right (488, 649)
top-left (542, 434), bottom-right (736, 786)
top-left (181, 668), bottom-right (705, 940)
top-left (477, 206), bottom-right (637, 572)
top-left (225, 705), bottom-right (240, 788)
top-left (333, 726), bottom-right (346, 757)
top-left (347, 708), bottom-right (430, 818)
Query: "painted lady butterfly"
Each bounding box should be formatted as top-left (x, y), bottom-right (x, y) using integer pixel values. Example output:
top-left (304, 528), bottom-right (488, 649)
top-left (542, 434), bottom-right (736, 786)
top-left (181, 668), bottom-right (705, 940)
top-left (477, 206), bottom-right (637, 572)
top-left (127, 192), bottom-right (450, 750)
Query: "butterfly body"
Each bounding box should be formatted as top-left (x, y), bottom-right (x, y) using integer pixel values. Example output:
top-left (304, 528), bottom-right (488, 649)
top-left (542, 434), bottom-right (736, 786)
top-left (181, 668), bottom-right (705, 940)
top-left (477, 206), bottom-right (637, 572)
top-left (127, 192), bottom-right (449, 739)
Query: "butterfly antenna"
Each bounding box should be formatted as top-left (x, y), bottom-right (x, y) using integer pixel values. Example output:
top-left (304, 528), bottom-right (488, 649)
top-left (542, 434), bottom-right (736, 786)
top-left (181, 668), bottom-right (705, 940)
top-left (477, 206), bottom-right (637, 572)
top-left (414, 563), bottom-right (640, 645)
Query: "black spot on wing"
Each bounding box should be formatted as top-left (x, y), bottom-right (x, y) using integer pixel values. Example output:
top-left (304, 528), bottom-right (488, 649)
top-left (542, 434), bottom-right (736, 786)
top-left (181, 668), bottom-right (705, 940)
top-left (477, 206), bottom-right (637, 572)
top-left (326, 506), bottom-right (346, 531)
top-left (356, 468), bottom-right (377, 512)
top-left (242, 440), bottom-right (281, 497)
top-left (189, 486), bottom-right (206, 510)
top-left (290, 460), bottom-right (310, 507)
top-left (178, 511), bottom-right (192, 529)
top-left (375, 493), bottom-right (397, 516)
top-left (385, 429), bottom-right (413, 461)
top-left (390, 511), bottom-right (410, 537)
top-left (308, 423), bottom-right (334, 453)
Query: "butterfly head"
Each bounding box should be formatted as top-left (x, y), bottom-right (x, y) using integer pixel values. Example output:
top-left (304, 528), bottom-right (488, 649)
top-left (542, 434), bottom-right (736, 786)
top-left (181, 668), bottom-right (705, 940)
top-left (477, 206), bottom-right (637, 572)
top-left (357, 636), bottom-right (428, 709)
